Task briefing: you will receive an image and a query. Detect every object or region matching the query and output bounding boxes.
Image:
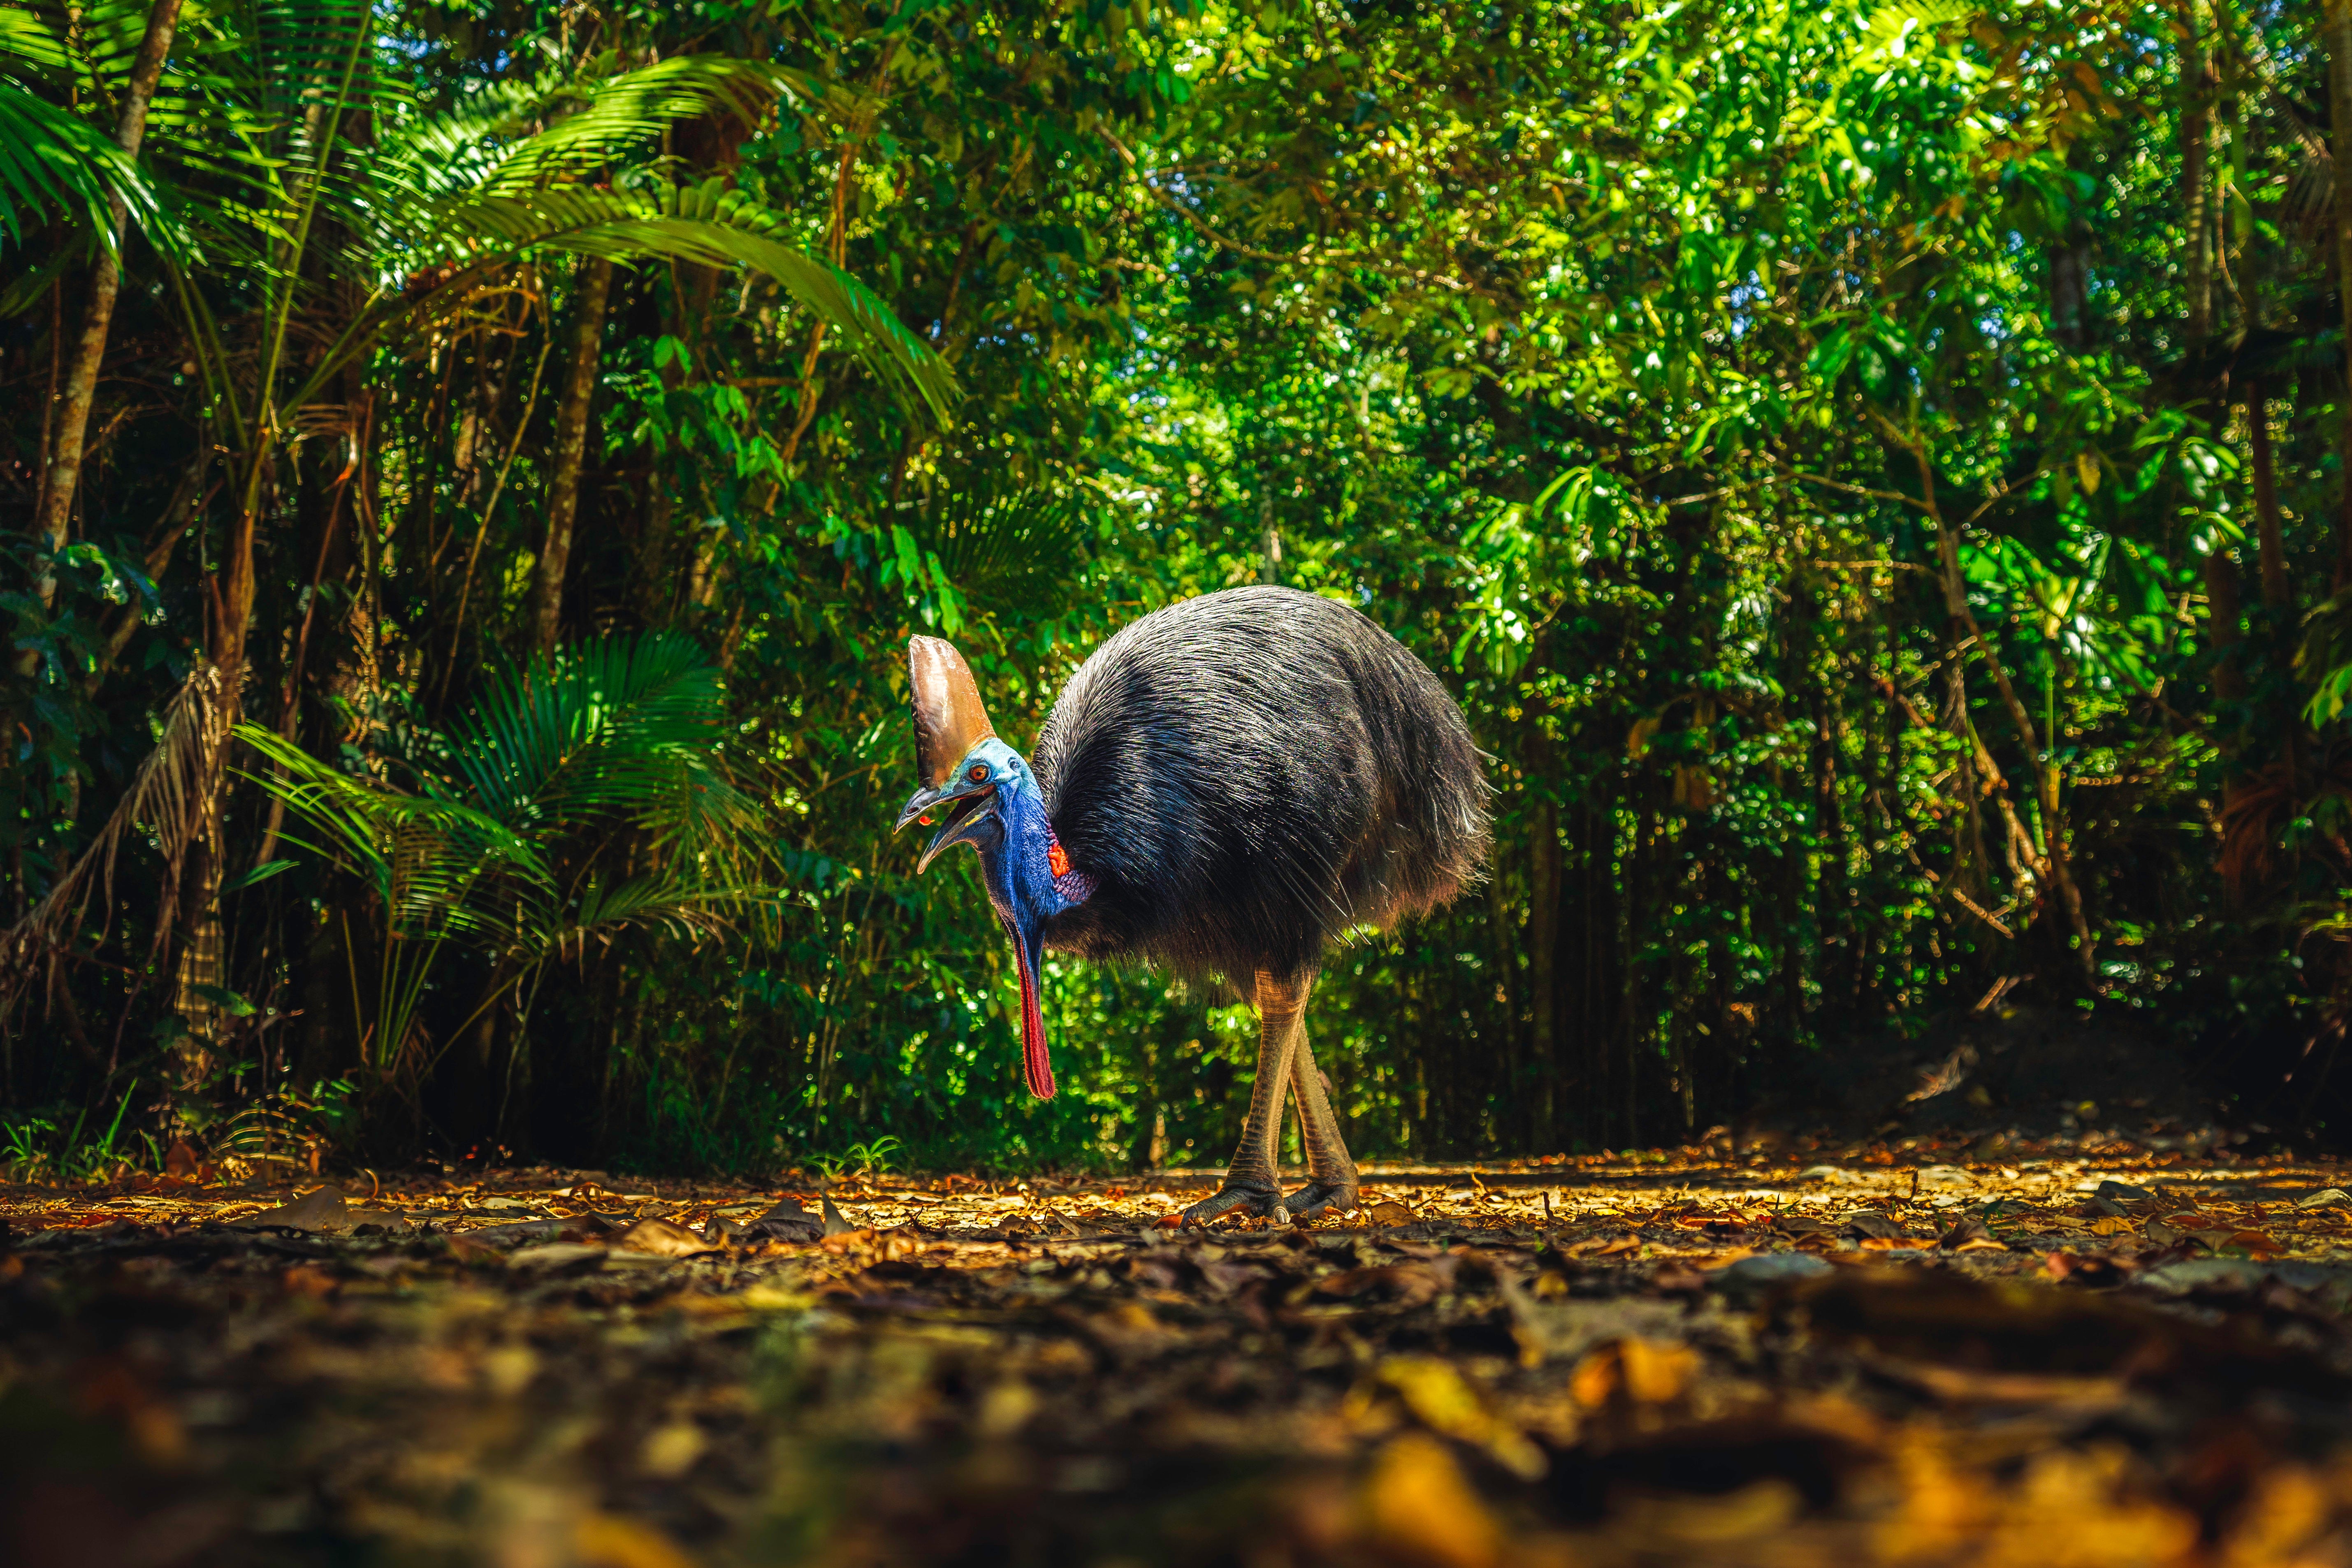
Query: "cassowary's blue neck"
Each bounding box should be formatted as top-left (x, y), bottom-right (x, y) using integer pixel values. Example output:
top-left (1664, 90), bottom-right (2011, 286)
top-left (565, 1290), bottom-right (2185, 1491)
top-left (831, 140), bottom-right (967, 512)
top-left (977, 773), bottom-right (1095, 928)
top-left (907, 736), bottom-right (1093, 1101)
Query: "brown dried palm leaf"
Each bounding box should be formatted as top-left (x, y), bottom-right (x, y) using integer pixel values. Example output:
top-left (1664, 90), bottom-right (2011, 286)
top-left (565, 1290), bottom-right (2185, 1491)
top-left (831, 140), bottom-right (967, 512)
top-left (0, 666), bottom-right (230, 1012)
top-left (2219, 758), bottom-right (2297, 899)
top-left (2220, 747), bottom-right (2352, 901)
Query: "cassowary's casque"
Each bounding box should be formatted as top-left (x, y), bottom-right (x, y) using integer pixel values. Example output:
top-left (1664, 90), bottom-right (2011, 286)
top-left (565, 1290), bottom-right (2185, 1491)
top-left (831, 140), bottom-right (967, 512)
top-left (893, 587), bottom-right (1490, 1223)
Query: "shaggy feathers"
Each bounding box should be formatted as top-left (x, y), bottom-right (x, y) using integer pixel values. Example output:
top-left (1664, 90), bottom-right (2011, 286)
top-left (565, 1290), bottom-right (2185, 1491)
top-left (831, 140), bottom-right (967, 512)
top-left (1032, 586), bottom-right (1490, 979)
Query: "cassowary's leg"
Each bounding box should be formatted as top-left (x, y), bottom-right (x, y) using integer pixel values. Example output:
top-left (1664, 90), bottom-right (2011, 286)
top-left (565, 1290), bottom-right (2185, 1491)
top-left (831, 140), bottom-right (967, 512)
top-left (1178, 968), bottom-right (1308, 1226)
top-left (1283, 1028), bottom-right (1359, 1220)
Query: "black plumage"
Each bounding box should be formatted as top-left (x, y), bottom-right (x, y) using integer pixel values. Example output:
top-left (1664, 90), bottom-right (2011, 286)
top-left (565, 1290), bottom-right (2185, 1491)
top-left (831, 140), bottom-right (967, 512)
top-left (1033, 586), bottom-right (1490, 977)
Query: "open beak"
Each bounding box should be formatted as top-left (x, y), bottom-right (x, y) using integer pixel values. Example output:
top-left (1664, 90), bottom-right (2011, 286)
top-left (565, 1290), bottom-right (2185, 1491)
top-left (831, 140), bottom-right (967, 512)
top-left (895, 780), bottom-right (999, 872)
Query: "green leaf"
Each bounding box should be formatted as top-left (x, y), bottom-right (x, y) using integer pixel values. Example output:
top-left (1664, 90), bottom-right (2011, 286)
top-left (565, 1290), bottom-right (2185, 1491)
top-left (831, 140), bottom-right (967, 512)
top-left (189, 983), bottom-right (258, 1018)
top-left (221, 858), bottom-right (299, 893)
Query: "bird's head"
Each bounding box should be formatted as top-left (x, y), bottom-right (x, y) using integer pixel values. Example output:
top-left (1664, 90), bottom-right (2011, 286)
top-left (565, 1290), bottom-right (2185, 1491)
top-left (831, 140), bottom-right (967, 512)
top-left (892, 636), bottom-right (1093, 1099)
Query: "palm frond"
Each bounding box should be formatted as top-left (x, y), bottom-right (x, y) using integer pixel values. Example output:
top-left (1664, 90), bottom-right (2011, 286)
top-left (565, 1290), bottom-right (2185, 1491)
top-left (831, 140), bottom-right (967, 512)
top-left (0, 7), bottom-right (72, 71)
top-left (441, 630), bottom-right (732, 830)
top-left (224, 633), bottom-right (778, 1039)
top-left (239, 0), bottom-right (378, 126)
top-left (916, 481), bottom-right (1095, 610)
top-left (634, 756), bottom-right (772, 874)
top-left (54, 0), bottom-right (163, 86)
top-left (388, 55), bottom-right (812, 202)
top-left (0, 81), bottom-right (158, 247)
top-left (425, 179), bottom-right (957, 425)
top-left (518, 874), bottom-right (768, 966)
top-left (0, 666), bottom-right (228, 1009)
top-left (236, 724), bottom-right (554, 943)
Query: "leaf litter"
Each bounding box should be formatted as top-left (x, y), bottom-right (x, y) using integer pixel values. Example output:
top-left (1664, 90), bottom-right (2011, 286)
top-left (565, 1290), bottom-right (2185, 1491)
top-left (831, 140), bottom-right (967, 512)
top-left (9, 1145), bottom-right (2352, 1565)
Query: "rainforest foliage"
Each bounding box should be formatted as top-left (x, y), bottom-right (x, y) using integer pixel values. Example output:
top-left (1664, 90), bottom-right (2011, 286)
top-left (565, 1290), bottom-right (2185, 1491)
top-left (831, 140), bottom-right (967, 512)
top-left (5, 0), bottom-right (2350, 1174)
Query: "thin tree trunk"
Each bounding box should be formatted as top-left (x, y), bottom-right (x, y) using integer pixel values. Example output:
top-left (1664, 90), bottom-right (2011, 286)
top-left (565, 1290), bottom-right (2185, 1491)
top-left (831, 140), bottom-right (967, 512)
top-left (2324, 0), bottom-right (2352, 588)
top-left (2183, 3), bottom-right (2215, 348)
top-left (529, 256), bottom-right (614, 653)
top-left (1905, 436), bottom-right (2097, 979)
top-left (36, 280), bottom-right (60, 529)
top-left (1576, 785), bottom-right (1621, 1150)
top-left (1527, 789), bottom-right (1561, 1146)
top-left (22, 0), bottom-right (184, 656)
top-left (2206, 543), bottom-right (2247, 705)
top-left (1622, 797), bottom-right (1653, 1147)
top-left (2184, 4), bottom-right (2243, 731)
top-left (2248, 380), bottom-right (2290, 614)
top-left (778, 53), bottom-right (893, 470)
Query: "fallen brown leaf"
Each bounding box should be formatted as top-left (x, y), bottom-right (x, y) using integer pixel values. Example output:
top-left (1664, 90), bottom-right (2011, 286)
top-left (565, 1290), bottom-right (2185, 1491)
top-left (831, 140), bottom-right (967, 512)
top-left (1368, 1357), bottom-right (1545, 1479)
top-left (575, 1512), bottom-right (697, 1568)
top-left (613, 1218), bottom-right (711, 1257)
top-left (1356, 1432), bottom-right (1501, 1568)
top-left (1572, 1336), bottom-right (1695, 1408)
top-left (232, 1185), bottom-right (349, 1233)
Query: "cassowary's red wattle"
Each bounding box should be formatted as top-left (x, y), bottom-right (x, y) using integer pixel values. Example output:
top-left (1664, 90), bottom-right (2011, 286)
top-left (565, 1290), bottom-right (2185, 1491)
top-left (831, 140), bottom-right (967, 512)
top-left (1013, 933), bottom-right (1055, 1098)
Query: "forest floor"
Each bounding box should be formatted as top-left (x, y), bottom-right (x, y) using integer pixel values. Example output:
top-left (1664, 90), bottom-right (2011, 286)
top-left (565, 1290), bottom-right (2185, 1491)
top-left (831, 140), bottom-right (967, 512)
top-left (9, 1138), bottom-right (2352, 1566)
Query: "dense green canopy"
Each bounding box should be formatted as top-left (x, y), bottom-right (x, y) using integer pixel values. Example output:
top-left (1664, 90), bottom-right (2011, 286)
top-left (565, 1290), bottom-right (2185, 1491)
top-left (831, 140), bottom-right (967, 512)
top-left (4, 0), bottom-right (2348, 1174)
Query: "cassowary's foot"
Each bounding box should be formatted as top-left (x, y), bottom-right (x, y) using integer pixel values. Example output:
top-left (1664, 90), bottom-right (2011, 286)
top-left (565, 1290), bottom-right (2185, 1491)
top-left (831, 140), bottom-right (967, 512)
top-left (1280, 1180), bottom-right (1357, 1224)
top-left (1180, 1183), bottom-right (1285, 1227)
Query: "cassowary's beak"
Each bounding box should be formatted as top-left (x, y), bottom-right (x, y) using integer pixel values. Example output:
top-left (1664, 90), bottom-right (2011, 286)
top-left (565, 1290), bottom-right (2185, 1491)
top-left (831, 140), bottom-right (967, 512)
top-left (894, 781), bottom-right (999, 872)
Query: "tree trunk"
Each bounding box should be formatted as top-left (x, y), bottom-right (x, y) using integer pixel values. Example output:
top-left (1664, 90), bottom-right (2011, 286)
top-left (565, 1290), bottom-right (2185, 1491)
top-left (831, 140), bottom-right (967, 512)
top-left (1815, 675), bottom-right (1855, 1025)
top-left (2324, 0), bottom-right (2352, 588)
top-left (1526, 790), bottom-right (1561, 1145)
top-left (2247, 380), bottom-right (2290, 615)
top-left (22, 0), bottom-right (184, 654)
top-left (529, 257), bottom-right (614, 653)
top-left (1919, 461), bottom-right (2095, 979)
top-left (1558, 779), bottom-right (1619, 1151)
top-left (2183, 3), bottom-right (2215, 348)
top-left (2206, 543), bottom-right (2246, 705)
top-left (2183, 4), bottom-right (2242, 732)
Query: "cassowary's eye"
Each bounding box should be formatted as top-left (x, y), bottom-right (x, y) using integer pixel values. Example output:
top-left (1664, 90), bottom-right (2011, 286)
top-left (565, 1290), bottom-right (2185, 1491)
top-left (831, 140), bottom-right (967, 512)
top-left (967, 764), bottom-right (988, 784)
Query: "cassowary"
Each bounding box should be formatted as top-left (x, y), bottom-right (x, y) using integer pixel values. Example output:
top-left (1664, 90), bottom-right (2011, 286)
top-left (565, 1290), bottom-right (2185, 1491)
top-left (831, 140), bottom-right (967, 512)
top-left (893, 586), bottom-right (1489, 1224)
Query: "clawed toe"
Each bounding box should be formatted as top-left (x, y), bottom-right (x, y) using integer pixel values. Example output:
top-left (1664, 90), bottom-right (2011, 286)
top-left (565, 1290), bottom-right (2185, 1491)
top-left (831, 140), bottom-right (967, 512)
top-left (1282, 1180), bottom-right (1357, 1223)
top-left (1180, 1180), bottom-right (1358, 1228)
top-left (1180, 1185), bottom-right (1283, 1227)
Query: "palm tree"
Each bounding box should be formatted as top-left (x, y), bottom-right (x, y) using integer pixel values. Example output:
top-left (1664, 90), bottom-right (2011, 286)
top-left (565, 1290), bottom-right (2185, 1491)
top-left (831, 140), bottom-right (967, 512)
top-left (234, 630), bottom-right (775, 1090)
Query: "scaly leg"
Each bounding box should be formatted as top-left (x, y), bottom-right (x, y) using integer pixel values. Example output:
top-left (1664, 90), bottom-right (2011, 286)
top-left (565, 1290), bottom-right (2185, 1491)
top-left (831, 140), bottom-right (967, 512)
top-left (1179, 968), bottom-right (1309, 1227)
top-left (1283, 1025), bottom-right (1358, 1221)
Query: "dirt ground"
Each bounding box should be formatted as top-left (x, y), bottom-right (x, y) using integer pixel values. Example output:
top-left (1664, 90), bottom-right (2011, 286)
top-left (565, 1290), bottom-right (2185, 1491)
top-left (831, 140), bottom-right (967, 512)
top-left (9, 1135), bottom-right (2352, 1567)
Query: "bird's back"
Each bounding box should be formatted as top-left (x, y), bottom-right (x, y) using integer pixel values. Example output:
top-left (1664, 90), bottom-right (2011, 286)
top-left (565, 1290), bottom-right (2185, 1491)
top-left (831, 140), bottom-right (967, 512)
top-left (1033, 586), bottom-right (1490, 978)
